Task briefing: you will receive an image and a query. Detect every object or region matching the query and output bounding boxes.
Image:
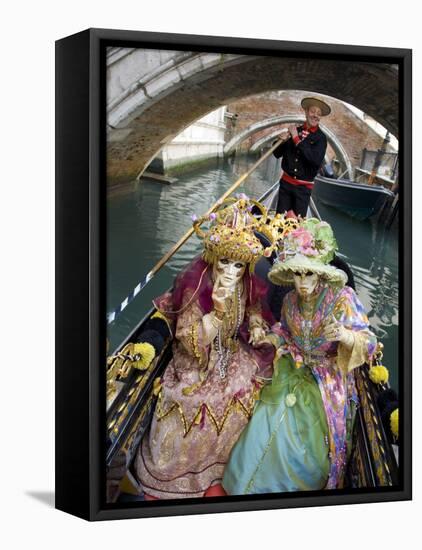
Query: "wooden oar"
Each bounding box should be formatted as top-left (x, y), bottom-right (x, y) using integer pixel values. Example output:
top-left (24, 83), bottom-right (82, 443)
top-left (153, 138), bottom-right (285, 272)
top-left (107, 136), bottom-right (286, 324)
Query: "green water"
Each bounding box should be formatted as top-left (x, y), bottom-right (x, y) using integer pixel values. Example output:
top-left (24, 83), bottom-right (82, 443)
top-left (107, 156), bottom-right (399, 390)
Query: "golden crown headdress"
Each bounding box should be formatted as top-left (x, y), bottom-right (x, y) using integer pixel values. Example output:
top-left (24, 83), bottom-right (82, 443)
top-left (258, 212), bottom-right (300, 247)
top-left (192, 195), bottom-right (296, 272)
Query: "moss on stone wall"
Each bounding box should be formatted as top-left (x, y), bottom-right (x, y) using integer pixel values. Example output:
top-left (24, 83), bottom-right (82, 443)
top-left (165, 156), bottom-right (221, 176)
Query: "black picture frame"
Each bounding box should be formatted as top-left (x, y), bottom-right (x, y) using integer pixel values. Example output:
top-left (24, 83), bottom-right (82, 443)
top-left (55, 27), bottom-right (412, 521)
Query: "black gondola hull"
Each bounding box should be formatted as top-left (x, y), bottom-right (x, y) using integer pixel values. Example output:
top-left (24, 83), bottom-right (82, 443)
top-left (313, 175), bottom-right (395, 220)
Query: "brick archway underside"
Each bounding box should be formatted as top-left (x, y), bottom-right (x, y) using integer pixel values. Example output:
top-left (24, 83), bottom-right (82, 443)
top-left (107, 54), bottom-right (398, 183)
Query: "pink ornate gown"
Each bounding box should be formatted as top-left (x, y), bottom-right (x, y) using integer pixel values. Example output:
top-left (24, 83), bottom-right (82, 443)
top-left (135, 258), bottom-right (274, 499)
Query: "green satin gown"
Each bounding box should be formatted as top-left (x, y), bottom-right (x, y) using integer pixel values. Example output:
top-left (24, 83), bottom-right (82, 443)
top-left (222, 354), bottom-right (330, 494)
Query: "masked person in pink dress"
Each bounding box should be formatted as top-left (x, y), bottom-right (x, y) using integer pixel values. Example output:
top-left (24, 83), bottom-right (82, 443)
top-left (135, 197), bottom-right (278, 499)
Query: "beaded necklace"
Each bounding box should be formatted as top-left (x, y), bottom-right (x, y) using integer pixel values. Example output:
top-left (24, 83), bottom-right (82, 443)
top-left (214, 284), bottom-right (242, 379)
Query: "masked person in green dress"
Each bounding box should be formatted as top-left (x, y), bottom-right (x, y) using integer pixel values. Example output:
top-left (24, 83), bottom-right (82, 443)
top-left (222, 218), bottom-right (377, 494)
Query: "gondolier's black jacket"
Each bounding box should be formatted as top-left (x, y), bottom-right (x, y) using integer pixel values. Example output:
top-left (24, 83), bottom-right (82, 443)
top-left (273, 125), bottom-right (327, 183)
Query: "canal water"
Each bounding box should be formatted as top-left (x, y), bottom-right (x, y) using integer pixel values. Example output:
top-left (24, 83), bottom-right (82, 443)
top-left (107, 155), bottom-right (399, 390)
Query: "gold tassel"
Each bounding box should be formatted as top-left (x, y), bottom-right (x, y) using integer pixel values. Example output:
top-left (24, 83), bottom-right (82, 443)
top-left (390, 408), bottom-right (399, 439)
top-left (132, 342), bottom-right (155, 370)
top-left (368, 365), bottom-right (389, 385)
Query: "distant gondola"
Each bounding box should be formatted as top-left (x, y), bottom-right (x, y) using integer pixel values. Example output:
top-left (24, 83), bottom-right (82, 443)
top-left (313, 174), bottom-right (395, 221)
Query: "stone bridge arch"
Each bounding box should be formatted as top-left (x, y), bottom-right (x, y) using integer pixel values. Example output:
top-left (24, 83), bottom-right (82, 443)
top-left (107, 48), bottom-right (251, 128)
top-left (106, 48), bottom-right (398, 183)
top-left (225, 115), bottom-right (353, 179)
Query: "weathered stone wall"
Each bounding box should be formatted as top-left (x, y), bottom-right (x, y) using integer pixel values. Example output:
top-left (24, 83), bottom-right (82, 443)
top-left (161, 107), bottom-right (226, 173)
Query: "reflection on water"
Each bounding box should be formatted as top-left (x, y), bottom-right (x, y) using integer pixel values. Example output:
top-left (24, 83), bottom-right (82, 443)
top-left (107, 156), bottom-right (399, 390)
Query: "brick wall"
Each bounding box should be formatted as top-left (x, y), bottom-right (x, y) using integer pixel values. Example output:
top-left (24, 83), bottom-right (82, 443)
top-left (226, 91), bottom-right (395, 168)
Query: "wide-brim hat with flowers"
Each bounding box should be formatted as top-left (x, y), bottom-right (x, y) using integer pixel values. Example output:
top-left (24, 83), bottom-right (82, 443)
top-left (268, 218), bottom-right (347, 286)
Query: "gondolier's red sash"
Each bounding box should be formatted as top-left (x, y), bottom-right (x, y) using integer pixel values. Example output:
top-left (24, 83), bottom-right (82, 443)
top-left (281, 171), bottom-right (314, 189)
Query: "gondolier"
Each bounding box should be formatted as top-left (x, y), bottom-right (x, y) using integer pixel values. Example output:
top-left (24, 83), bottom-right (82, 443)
top-left (274, 97), bottom-right (330, 217)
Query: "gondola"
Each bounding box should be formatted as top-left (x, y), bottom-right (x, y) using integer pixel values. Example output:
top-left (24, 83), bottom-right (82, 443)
top-left (106, 182), bottom-right (399, 502)
top-left (313, 174), bottom-right (395, 221)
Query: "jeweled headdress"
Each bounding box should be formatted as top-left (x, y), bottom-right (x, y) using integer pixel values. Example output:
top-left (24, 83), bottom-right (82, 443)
top-left (258, 212), bottom-right (300, 245)
top-left (193, 195), bottom-right (277, 272)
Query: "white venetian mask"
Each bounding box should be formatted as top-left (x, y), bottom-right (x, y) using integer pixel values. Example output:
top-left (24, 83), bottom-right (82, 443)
top-left (214, 258), bottom-right (246, 289)
top-left (293, 271), bottom-right (319, 297)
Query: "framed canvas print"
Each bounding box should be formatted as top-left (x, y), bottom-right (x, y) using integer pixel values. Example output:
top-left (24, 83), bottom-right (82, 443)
top-left (55, 28), bottom-right (412, 521)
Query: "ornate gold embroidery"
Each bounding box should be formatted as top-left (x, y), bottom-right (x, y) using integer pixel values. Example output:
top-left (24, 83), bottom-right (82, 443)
top-left (190, 322), bottom-right (203, 364)
top-left (332, 297), bottom-right (347, 317)
top-left (156, 393), bottom-right (255, 437)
